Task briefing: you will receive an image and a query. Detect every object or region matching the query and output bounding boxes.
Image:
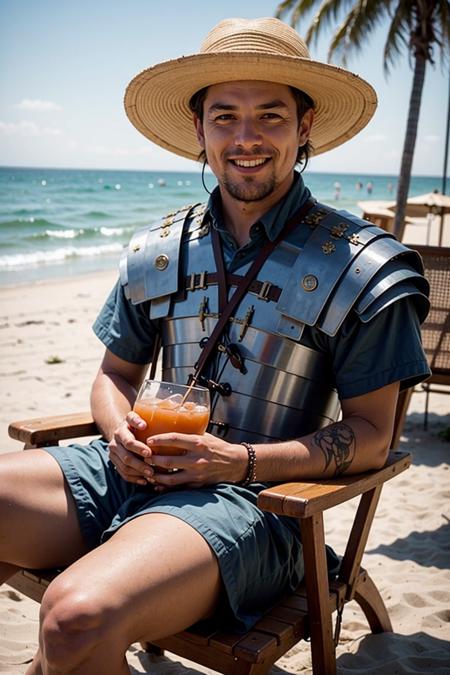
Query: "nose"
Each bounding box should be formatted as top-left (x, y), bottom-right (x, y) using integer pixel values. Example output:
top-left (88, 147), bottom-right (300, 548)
top-left (234, 118), bottom-right (262, 149)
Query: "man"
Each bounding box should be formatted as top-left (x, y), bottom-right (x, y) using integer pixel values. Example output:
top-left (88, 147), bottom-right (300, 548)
top-left (0, 17), bottom-right (430, 675)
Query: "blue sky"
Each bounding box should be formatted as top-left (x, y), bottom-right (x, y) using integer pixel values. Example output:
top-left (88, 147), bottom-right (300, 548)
top-left (1, 0), bottom-right (448, 177)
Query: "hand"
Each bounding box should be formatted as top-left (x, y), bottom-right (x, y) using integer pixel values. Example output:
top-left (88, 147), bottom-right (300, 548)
top-left (108, 411), bottom-right (155, 486)
top-left (142, 432), bottom-right (248, 489)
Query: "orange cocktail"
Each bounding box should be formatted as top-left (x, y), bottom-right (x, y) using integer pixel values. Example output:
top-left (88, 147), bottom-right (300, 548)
top-left (132, 380), bottom-right (210, 452)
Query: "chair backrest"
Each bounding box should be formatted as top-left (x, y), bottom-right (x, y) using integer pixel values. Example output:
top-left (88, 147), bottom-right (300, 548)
top-left (413, 245), bottom-right (450, 384)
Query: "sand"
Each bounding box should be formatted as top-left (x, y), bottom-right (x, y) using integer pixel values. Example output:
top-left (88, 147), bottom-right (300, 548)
top-left (1, 236), bottom-right (449, 673)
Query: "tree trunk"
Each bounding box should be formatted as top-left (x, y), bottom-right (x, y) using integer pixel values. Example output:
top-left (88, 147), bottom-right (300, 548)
top-left (393, 53), bottom-right (427, 240)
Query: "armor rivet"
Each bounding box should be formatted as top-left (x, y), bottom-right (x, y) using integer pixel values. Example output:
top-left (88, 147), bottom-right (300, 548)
top-left (355, 268), bottom-right (361, 274)
top-left (302, 274), bottom-right (319, 292)
top-left (154, 254), bottom-right (169, 271)
top-left (322, 241), bottom-right (336, 255)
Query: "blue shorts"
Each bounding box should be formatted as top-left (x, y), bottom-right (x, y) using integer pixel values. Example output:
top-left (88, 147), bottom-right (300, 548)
top-left (44, 439), bottom-right (305, 631)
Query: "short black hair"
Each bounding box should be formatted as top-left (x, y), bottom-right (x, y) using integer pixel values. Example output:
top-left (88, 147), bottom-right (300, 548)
top-left (189, 85), bottom-right (314, 171)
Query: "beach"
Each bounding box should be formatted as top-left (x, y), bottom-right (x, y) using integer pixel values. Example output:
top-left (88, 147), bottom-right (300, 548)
top-left (1, 239), bottom-right (450, 673)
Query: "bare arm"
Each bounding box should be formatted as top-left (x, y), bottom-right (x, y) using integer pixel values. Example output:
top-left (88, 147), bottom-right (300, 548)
top-left (90, 348), bottom-right (149, 442)
top-left (252, 380), bottom-right (400, 481)
top-left (90, 349), bottom-right (159, 485)
top-left (145, 381), bottom-right (400, 487)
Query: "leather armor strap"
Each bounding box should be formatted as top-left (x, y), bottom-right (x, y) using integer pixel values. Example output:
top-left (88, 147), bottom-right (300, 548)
top-left (191, 198), bottom-right (315, 382)
top-left (179, 271), bottom-right (282, 303)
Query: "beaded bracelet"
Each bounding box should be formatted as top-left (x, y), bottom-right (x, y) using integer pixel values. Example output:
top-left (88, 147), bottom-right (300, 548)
top-left (240, 442), bottom-right (257, 487)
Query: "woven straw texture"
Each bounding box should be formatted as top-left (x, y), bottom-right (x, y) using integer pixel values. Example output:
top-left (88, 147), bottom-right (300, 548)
top-left (124, 18), bottom-right (377, 160)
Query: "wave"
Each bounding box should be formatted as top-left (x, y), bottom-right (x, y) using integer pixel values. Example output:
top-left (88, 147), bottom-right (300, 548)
top-left (1, 217), bottom-right (60, 229)
top-left (100, 226), bottom-right (132, 236)
top-left (10, 208), bottom-right (44, 217)
top-left (0, 243), bottom-right (124, 269)
top-left (46, 228), bottom-right (83, 239)
top-left (35, 225), bottom-right (133, 240)
top-left (84, 210), bottom-right (111, 219)
top-left (0, 220), bottom-right (136, 243)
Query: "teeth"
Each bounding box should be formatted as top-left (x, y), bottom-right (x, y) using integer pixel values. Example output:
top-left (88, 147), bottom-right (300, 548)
top-left (234, 158), bottom-right (267, 167)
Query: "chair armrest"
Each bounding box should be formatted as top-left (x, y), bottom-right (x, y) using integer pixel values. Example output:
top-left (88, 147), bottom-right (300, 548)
top-left (8, 412), bottom-right (98, 447)
top-left (257, 451), bottom-right (411, 518)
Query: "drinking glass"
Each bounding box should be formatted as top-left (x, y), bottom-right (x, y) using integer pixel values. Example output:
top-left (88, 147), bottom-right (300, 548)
top-left (132, 380), bottom-right (210, 448)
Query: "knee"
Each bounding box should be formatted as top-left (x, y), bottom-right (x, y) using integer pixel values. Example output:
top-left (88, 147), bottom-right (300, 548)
top-left (40, 576), bottom-right (114, 668)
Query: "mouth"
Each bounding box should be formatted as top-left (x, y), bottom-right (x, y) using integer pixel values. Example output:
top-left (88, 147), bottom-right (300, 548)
top-left (228, 157), bottom-right (271, 171)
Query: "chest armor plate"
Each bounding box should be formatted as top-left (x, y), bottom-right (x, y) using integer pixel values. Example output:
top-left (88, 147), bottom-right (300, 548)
top-left (120, 203), bottom-right (428, 444)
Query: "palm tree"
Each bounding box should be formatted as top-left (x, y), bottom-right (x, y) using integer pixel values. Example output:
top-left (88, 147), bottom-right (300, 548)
top-left (275, 0), bottom-right (450, 239)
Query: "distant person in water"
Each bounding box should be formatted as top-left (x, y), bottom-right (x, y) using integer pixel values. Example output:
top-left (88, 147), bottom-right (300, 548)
top-left (367, 181), bottom-right (373, 195)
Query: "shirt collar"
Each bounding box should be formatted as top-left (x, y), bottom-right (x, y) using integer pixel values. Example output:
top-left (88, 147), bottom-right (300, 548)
top-left (207, 171), bottom-right (311, 243)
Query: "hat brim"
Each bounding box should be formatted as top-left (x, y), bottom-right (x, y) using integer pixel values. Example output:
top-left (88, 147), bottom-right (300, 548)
top-left (124, 52), bottom-right (377, 161)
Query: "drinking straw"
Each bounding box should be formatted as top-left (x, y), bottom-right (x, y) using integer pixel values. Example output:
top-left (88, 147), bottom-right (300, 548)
top-left (180, 378), bottom-right (197, 406)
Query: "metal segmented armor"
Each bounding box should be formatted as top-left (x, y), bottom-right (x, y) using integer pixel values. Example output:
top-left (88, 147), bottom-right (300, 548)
top-left (119, 202), bottom-right (429, 444)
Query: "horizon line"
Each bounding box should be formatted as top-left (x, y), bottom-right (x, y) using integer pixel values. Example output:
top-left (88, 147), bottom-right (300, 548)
top-left (0, 164), bottom-right (444, 181)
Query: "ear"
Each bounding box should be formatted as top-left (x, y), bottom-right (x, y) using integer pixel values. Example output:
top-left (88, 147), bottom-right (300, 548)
top-left (298, 108), bottom-right (314, 146)
top-left (193, 114), bottom-right (206, 150)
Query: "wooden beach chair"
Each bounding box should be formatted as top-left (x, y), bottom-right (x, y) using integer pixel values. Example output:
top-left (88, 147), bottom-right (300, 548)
top-left (412, 245), bottom-right (450, 429)
top-left (7, 389), bottom-right (412, 675)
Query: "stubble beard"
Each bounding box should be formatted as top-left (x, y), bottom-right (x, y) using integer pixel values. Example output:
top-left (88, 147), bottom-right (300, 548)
top-left (222, 173), bottom-right (277, 203)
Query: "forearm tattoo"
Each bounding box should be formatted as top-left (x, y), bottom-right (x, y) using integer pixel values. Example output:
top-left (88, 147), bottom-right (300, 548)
top-left (313, 422), bottom-right (356, 476)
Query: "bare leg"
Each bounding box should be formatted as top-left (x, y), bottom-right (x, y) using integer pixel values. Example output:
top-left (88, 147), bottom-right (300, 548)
top-left (0, 450), bottom-right (90, 572)
top-left (36, 512), bottom-right (222, 675)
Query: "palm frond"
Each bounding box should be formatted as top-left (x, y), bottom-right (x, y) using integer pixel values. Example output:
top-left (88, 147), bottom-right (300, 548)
top-left (291, 0), bottom-right (323, 30)
top-left (275, 0), bottom-right (319, 25)
top-left (275, 0), bottom-right (298, 20)
top-left (305, 0), bottom-right (356, 46)
top-left (431, 0), bottom-right (450, 63)
top-left (383, 1), bottom-right (412, 74)
top-left (327, 0), bottom-right (390, 64)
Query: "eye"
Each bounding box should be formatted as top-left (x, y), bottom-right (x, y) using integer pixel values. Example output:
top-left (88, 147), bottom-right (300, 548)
top-left (261, 112), bottom-right (283, 121)
top-left (213, 113), bottom-right (236, 122)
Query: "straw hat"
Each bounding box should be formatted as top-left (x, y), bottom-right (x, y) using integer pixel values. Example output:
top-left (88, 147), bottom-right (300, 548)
top-left (124, 17), bottom-right (377, 160)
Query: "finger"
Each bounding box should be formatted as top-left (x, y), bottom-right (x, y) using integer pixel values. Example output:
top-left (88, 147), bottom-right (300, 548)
top-left (110, 451), bottom-right (149, 478)
top-left (109, 450), bottom-right (150, 485)
top-left (109, 444), bottom-right (154, 483)
top-left (113, 464), bottom-right (149, 486)
top-left (150, 454), bottom-right (190, 473)
top-left (116, 426), bottom-right (153, 459)
top-left (126, 410), bottom-right (147, 430)
top-left (152, 468), bottom-right (189, 488)
top-left (146, 432), bottom-right (204, 451)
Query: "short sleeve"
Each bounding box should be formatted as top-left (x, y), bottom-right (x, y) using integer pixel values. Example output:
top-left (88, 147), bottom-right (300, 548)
top-left (92, 280), bottom-right (158, 364)
top-left (319, 297), bottom-right (431, 400)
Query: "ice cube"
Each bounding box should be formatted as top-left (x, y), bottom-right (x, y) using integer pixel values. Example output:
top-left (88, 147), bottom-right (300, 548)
top-left (159, 393), bottom-right (183, 409)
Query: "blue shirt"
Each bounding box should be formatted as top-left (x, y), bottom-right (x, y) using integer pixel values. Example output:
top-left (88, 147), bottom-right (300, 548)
top-left (209, 171), bottom-right (311, 270)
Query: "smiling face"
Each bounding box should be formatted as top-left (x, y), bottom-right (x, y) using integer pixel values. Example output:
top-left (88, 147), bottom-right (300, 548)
top-left (194, 81), bottom-right (313, 207)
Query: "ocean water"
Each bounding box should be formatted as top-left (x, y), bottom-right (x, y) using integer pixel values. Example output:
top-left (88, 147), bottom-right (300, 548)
top-left (0, 166), bottom-right (442, 287)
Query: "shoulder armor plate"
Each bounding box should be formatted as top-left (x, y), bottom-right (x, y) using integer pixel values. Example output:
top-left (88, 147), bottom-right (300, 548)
top-left (120, 203), bottom-right (206, 308)
top-left (276, 207), bottom-right (429, 336)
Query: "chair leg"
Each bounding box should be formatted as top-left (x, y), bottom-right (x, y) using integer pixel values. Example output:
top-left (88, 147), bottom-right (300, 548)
top-left (299, 513), bottom-right (336, 675)
top-left (391, 387), bottom-right (413, 449)
top-left (354, 571), bottom-right (392, 634)
top-left (140, 642), bottom-right (164, 656)
top-left (424, 384), bottom-right (430, 430)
